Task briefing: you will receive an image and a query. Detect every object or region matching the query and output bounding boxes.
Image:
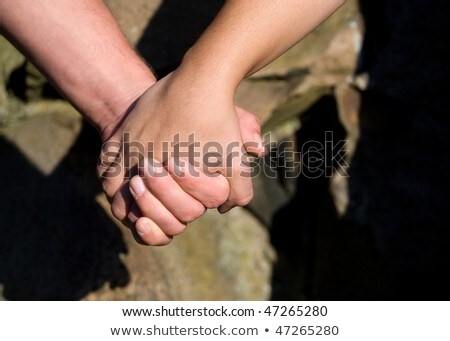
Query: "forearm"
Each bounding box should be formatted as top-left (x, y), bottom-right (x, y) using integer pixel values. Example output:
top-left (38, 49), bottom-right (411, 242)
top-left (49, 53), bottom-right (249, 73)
top-left (0, 0), bottom-right (156, 138)
top-left (178, 0), bottom-right (345, 91)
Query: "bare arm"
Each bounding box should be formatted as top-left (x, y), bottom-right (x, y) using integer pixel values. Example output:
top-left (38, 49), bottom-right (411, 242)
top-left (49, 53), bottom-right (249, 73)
top-left (178, 0), bottom-right (346, 90)
top-left (0, 0), bottom-right (346, 245)
top-left (159, 0), bottom-right (346, 213)
top-left (101, 0), bottom-right (347, 240)
top-left (0, 0), bottom-right (263, 246)
top-left (0, 0), bottom-right (156, 138)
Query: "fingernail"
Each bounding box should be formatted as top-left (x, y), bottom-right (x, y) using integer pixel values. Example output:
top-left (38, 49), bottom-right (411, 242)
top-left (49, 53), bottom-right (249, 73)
top-left (136, 219), bottom-right (153, 235)
top-left (130, 176), bottom-right (146, 199)
top-left (128, 205), bottom-right (140, 223)
top-left (128, 212), bottom-right (138, 224)
top-left (218, 205), bottom-right (232, 214)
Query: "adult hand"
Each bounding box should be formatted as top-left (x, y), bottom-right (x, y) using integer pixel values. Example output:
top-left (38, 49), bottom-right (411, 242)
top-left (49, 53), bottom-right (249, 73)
top-left (98, 70), bottom-right (265, 245)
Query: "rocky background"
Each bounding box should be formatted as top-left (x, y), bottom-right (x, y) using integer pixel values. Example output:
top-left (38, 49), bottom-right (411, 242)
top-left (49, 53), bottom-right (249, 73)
top-left (0, 0), bottom-right (362, 300)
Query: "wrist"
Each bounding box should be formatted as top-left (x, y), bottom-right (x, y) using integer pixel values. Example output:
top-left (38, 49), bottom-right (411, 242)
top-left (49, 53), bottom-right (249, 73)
top-left (85, 63), bottom-right (157, 141)
top-left (176, 48), bottom-right (243, 96)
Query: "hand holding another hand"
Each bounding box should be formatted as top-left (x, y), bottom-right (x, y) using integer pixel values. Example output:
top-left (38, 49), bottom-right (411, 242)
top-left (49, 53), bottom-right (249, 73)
top-left (98, 70), bottom-right (265, 245)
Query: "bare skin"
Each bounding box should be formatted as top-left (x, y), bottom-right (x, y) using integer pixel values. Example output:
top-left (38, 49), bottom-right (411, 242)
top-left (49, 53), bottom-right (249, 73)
top-left (115, 0), bottom-right (346, 244)
top-left (0, 0), bottom-right (345, 245)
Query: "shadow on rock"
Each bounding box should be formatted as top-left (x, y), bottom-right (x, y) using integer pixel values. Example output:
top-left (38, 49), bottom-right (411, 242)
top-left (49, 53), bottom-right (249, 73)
top-left (137, 0), bottom-right (224, 77)
top-left (0, 123), bottom-right (129, 300)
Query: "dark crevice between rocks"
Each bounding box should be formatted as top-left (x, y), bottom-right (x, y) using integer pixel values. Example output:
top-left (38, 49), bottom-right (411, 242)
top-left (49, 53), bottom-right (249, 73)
top-left (270, 94), bottom-right (347, 300)
top-left (270, 91), bottom-right (450, 300)
top-left (246, 68), bottom-right (310, 82)
top-left (271, 0), bottom-right (450, 300)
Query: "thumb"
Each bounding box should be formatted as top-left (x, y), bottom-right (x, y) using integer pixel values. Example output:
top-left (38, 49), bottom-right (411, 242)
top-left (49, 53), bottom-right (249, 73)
top-left (235, 106), bottom-right (266, 157)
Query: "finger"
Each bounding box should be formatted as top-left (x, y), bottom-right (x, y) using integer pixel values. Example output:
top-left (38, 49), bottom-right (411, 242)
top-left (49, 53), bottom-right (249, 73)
top-left (218, 154), bottom-right (254, 214)
top-left (128, 202), bottom-right (172, 246)
top-left (129, 175), bottom-right (186, 236)
top-left (139, 160), bottom-right (206, 223)
top-left (127, 202), bottom-right (141, 225)
top-left (218, 177), bottom-right (254, 214)
top-left (96, 138), bottom-right (121, 179)
top-left (165, 158), bottom-right (230, 209)
top-left (135, 217), bottom-right (173, 246)
top-left (97, 138), bottom-right (125, 202)
top-left (235, 106), bottom-right (266, 157)
top-left (110, 180), bottom-right (134, 222)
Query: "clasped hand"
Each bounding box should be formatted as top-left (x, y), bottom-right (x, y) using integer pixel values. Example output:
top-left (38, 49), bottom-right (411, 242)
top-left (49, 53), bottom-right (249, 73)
top-left (97, 70), bottom-right (265, 246)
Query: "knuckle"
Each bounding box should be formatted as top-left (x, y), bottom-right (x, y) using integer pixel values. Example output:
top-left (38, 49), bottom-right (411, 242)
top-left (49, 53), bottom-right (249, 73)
top-left (203, 178), bottom-right (230, 208)
top-left (234, 191), bottom-right (254, 207)
top-left (180, 205), bottom-right (206, 223)
top-left (205, 195), bottom-right (228, 209)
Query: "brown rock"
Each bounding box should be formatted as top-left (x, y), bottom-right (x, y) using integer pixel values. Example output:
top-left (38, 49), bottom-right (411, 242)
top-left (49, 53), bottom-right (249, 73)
top-left (86, 204), bottom-right (275, 301)
top-left (0, 112), bottom-right (274, 301)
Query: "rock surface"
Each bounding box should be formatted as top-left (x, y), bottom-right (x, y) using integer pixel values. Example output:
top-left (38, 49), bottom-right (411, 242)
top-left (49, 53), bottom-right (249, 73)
top-left (0, 1), bottom-right (361, 300)
top-left (0, 113), bottom-right (274, 300)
